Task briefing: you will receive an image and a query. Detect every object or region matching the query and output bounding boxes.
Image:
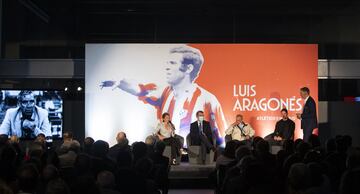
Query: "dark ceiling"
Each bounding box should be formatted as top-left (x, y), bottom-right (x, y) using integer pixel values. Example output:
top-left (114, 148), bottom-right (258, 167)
top-left (3, 0), bottom-right (360, 59)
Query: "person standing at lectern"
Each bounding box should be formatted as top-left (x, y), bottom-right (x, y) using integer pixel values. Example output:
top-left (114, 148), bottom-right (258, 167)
top-left (188, 110), bottom-right (215, 164)
top-left (225, 114), bottom-right (255, 143)
top-left (296, 87), bottom-right (318, 142)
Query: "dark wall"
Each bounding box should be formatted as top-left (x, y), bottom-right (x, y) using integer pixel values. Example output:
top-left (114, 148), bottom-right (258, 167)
top-left (63, 100), bottom-right (85, 143)
top-left (326, 102), bottom-right (360, 146)
top-left (3, 0), bottom-right (360, 59)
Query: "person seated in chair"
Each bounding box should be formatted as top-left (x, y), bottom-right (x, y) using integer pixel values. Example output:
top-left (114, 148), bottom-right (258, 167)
top-left (188, 110), bottom-right (216, 164)
top-left (264, 108), bottom-right (295, 145)
top-left (225, 114), bottom-right (255, 143)
top-left (154, 112), bottom-right (182, 165)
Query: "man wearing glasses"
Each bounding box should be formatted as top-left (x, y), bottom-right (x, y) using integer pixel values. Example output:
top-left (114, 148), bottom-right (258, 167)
top-left (0, 91), bottom-right (51, 138)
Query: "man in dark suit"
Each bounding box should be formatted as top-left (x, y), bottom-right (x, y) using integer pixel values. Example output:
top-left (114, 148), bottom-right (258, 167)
top-left (296, 87), bottom-right (318, 142)
top-left (188, 110), bottom-right (215, 164)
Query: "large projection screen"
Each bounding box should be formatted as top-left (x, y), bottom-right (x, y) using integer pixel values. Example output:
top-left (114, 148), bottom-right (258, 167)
top-left (86, 44), bottom-right (318, 146)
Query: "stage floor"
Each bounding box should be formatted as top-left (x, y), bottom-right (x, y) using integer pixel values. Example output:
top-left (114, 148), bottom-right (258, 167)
top-left (169, 162), bottom-right (215, 179)
top-left (168, 162), bottom-right (215, 189)
top-left (169, 190), bottom-right (213, 194)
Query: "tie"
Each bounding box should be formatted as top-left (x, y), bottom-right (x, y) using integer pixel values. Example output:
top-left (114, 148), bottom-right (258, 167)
top-left (199, 122), bottom-right (203, 134)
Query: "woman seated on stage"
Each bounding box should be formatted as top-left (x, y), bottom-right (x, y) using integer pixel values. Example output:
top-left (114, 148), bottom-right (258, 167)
top-left (155, 112), bottom-right (182, 165)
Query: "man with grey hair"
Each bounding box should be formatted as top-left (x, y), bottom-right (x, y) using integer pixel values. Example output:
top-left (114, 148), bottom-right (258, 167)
top-left (101, 45), bottom-right (227, 146)
top-left (58, 140), bottom-right (81, 168)
top-left (0, 90), bottom-right (51, 139)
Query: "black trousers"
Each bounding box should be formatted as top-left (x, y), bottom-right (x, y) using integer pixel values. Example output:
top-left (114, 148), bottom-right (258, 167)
top-left (163, 137), bottom-right (181, 160)
top-left (303, 127), bottom-right (314, 142)
top-left (264, 133), bottom-right (283, 146)
top-left (191, 133), bottom-right (214, 163)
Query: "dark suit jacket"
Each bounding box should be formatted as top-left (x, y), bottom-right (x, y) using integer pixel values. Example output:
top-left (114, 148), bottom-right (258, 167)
top-left (301, 96), bottom-right (318, 130)
top-left (107, 141), bottom-right (131, 162)
top-left (189, 120), bottom-right (214, 146)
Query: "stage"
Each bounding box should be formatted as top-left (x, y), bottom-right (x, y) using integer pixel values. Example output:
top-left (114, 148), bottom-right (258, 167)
top-left (169, 162), bottom-right (215, 189)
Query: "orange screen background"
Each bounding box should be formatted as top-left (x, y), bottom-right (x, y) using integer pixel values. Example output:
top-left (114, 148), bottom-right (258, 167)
top-left (191, 44), bottom-right (318, 139)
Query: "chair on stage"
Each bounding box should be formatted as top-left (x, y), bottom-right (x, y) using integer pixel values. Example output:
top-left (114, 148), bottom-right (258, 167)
top-left (271, 145), bottom-right (282, 154)
top-left (265, 133), bottom-right (295, 154)
top-left (186, 134), bottom-right (215, 165)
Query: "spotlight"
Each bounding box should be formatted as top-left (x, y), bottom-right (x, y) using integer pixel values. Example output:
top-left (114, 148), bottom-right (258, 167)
top-left (77, 87), bottom-right (82, 91)
top-left (64, 87), bottom-right (68, 92)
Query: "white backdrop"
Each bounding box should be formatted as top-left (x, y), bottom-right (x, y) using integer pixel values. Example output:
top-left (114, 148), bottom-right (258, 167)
top-left (86, 44), bottom-right (184, 146)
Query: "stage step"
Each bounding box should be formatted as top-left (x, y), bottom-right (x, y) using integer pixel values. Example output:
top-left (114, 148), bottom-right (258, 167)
top-left (169, 162), bottom-right (215, 189)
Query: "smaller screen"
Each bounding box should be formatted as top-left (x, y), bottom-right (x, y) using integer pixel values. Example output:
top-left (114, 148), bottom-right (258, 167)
top-left (0, 90), bottom-right (63, 139)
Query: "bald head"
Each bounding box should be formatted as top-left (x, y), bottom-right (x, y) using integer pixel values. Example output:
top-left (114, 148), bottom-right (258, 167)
top-left (116, 132), bottom-right (127, 144)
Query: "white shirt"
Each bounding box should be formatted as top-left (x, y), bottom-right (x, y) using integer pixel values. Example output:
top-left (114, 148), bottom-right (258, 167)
top-left (304, 96), bottom-right (310, 104)
top-left (302, 96), bottom-right (310, 114)
top-left (198, 120), bottom-right (203, 133)
top-left (0, 106), bottom-right (51, 137)
top-left (225, 123), bottom-right (255, 141)
top-left (155, 122), bottom-right (174, 138)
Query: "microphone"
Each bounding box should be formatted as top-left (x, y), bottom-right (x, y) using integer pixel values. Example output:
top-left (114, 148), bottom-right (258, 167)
top-left (168, 121), bottom-right (175, 136)
top-left (238, 122), bottom-right (246, 136)
top-left (169, 121), bottom-right (175, 129)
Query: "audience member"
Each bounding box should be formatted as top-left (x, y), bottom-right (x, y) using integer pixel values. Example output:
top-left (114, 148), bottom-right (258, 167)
top-left (97, 171), bottom-right (120, 194)
top-left (216, 140), bottom-right (239, 168)
top-left (45, 178), bottom-right (70, 194)
top-left (83, 137), bottom-right (95, 155)
top-left (108, 132), bottom-right (130, 161)
top-left (0, 128), bottom-right (357, 194)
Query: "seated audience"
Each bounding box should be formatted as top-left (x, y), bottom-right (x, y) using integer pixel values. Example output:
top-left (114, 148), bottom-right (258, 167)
top-left (107, 131), bottom-right (130, 161)
top-left (45, 178), bottom-right (70, 194)
top-left (216, 140), bottom-right (239, 168)
top-left (17, 164), bottom-right (39, 194)
top-left (62, 132), bottom-right (73, 143)
top-left (145, 135), bottom-right (156, 156)
top-left (83, 137), bottom-right (95, 155)
top-left (132, 141), bottom-right (148, 165)
top-left (91, 140), bottom-right (116, 176)
top-left (134, 158), bottom-right (160, 194)
top-left (149, 141), bottom-right (170, 194)
top-left (150, 141), bottom-right (170, 169)
top-left (287, 163), bottom-right (311, 194)
top-left (97, 171), bottom-right (120, 194)
top-left (220, 145), bottom-right (251, 193)
top-left (254, 139), bottom-right (276, 172)
top-left (58, 140), bottom-right (81, 168)
top-left (0, 126), bottom-right (358, 194)
top-left (0, 181), bottom-right (12, 194)
top-left (339, 168), bottom-right (360, 194)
